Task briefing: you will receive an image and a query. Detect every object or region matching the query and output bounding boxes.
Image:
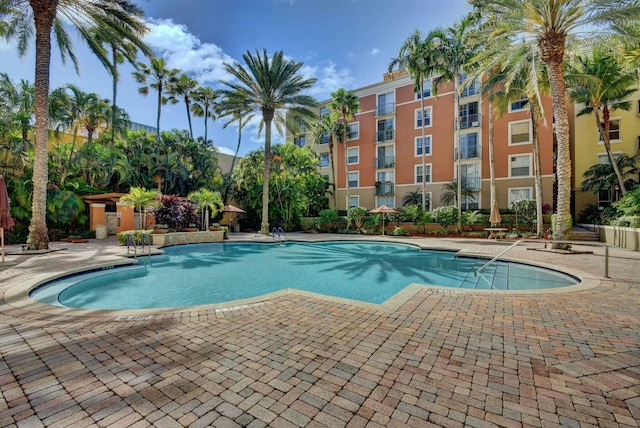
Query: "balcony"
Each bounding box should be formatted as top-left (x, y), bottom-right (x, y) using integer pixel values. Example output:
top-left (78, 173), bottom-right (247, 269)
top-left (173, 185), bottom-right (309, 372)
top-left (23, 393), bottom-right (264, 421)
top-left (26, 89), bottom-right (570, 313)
top-left (376, 102), bottom-right (395, 116)
top-left (455, 145), bottom-right (481, 160)
top-left (375, 181), bottom-right (395, 195)
top-left (461, 81), bottom-right (480, 97)
top-left (376, 156), bottom-right (395, 169)
top-left (376, 129), bottom-right (395, 143)
top-left (459, 114), bottom-right (480, 129)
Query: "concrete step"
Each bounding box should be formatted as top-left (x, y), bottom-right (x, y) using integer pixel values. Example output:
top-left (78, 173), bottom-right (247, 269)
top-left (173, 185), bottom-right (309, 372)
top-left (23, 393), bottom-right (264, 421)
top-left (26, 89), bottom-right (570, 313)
top-left (568, 229), bottom-right (600, 241)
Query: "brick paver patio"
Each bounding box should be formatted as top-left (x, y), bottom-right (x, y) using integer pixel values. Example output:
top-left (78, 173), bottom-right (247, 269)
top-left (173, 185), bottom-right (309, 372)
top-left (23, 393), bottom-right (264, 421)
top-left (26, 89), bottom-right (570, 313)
top-left (0, 233), bottom-right (639, 427)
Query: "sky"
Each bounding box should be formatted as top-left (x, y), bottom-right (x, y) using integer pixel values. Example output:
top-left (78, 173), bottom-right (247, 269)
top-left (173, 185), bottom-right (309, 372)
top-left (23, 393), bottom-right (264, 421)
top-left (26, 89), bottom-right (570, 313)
top-left (1, 0), bottom-right (471, 156)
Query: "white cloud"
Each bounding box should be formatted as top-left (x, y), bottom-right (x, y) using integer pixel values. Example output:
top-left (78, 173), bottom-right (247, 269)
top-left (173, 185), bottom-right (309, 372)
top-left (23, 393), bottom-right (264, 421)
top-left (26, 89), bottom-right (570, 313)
top-left (145, 18), bottom-right (234, 84)
top-left (300, 61), bottom-right (355, 100)
top-left (370, 48), bottom-right (381, 56)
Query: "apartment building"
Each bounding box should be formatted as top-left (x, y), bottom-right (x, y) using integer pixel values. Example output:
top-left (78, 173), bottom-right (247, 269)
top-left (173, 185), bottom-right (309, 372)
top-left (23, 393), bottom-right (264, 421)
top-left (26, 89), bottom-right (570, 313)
top-left (292, 71), bottom-right (556, 213)
top-left (572, 93), bottom-right (640, 220)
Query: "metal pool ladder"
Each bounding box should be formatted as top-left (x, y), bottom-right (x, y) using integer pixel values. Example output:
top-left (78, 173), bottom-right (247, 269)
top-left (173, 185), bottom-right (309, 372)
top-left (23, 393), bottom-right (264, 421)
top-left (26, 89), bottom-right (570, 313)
top-left (126, 232), bottom-right (152, 258)
top-left (272, 227), bottom-right (286, 245)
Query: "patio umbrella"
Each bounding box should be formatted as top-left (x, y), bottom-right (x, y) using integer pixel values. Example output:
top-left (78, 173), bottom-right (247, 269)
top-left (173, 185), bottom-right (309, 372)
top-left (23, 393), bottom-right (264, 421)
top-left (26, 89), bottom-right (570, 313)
top-left (0, 176), bottom-right (15, 263)
top-left (369, 205), bottom-right (399, 235)
top-left (223, 204), bottom-right (246, 230)
top-left (489, 199), bottom-right (501, 226)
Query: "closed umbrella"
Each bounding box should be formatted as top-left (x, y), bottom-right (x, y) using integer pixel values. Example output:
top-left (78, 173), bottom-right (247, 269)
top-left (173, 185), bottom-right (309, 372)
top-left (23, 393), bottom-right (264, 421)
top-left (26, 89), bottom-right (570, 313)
top-left (0, 176), bottom-right (15, 263)
top-left (223, 204), bottom-right (245, 231)
top-left (369, 205), bottom-right (399, 235)
top-left (489, 199), bottom-right (501, 226)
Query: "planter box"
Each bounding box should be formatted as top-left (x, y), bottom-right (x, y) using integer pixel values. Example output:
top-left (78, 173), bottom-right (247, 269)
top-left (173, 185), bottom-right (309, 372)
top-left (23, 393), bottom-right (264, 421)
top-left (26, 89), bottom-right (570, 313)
top-left (152, 231), bottom-right (224, 247)
top-left (579, 223), bottom-right (639, 251)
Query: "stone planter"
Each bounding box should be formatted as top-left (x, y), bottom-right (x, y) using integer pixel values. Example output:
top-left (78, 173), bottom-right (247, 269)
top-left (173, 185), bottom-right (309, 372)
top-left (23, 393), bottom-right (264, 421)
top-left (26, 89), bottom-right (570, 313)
top-left (152, 231), bottom-right (224, 247)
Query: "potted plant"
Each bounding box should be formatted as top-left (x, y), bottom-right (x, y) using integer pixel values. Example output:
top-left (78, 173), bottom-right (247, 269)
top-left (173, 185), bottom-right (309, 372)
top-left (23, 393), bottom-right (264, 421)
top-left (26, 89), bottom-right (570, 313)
top-left (153, 224), bottom-right (169, 234)
top-left (208, 223), bottom-right (221, 231)
top-left (182, 223), bottom-right (198, 232)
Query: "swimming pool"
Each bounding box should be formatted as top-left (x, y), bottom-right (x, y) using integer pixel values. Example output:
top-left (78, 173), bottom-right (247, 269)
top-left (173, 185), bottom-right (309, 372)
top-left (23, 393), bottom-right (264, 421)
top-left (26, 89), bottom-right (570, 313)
top-left (30, 241), bottom-right (579, 310)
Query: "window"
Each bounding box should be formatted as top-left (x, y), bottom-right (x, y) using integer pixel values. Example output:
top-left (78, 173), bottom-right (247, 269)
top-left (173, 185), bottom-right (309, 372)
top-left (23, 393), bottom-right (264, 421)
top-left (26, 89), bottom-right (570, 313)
top-left (415, 135), bottom-right (432, 156)
top-left (461, 194), bottom-right (478, 210)
top-left (461, 163), bottom-right (480, 190)
top-left (348, 172), bottom-right (359, 188)
top-left (509, 120), bottom-right (532, 145)
top-left (415, 164), bottom-right (431, 184)
top-left (510, 154), bottom-right (531, 177)
top-left (459, 102), bottom-right (479, 128)
top-left (508, 188), bottom-right (532, 206)
top-left (599, 118), bottom-right (621, 141)
top-left (377, 92), bottom-right (395, 116)
top-left (416, 79), bottom-right (432, 99)
top-left (377, 145), bottom-right (394, 168)
top-left (376, 195), bottom-right (395, 207)
top-left (347, 147), bottom-right (359, 165)
top-left (349, 195), bottom-right (359, 208)
top-left (376, 172), bottom-right (394, 195)
top-left (319, 152), bottom-right (330, 168)
top-left (459, 133), bottom-right (480, 159)
top-left (598, 152), bottom-right (621, 164)
top-left (509, 97), bottom-right (529, 112)
top-left (416, 107), bottom-right (432, 128)
top-left (347, 123), bottom-right (359, 140)
top-left (598, 189), bottom-right (612, 209)
top-left (459, 74), bottom-right (480, 97)
top-left (377, 119), bottom-right (394, 142)
top-left (294, 135), bottom-right (306, 147)
top-left (320, 131), bottom-right (329, 145)
top-left (319, 107), bottom-right (329, 117)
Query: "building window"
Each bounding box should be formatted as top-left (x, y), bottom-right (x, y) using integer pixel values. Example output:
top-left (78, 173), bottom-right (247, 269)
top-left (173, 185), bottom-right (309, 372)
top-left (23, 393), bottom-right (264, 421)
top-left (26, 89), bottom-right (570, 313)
top-left (376, 145), bottom-right (394, 168)
top-left (376, 195), bottom-right (395, 207)
top-left (416, 107), bottom-right (432, 128)
top-left (348, 171), bottom-right (359, 188)
top-left (461, 194), bottom-right (479, 210)
top-left (415, 79), bottom-right (432, 99)
top-left (294, 135), bottom-right (306, 147)
top-left (415, 164), bottom-right (431, 184)
top-left (415, 135), bottom-right (432, 156)
top-left (377, 92), bottom-right (395, 116)
top-left (459, 133), bottom-right (480, 159)
top-left (320, 106), bottom-right (329, 117)
top-left (347, 147), bottom-right (359, 165)
top-left (459, 74), bottom-right (480, 97)
top-left (320, 131), bottom-right (329, 145)
top-left (459, 101), bottom-right (479, 128)
top-left (598, 189), bottom-right (612, 209)
top-left (599, 118), bottom-right (621, 141)
top-left (598, 152), bottom-right (621, 164)
top-left (349, 195), bottom-right (359, 208)
top-left (509, 120), bottom-right (532, 145)
top-left (509, 97), bottom-right (529, 112)
top-left (319, 152), bottom-right (330, 168)
top-left (347, 123), bottom-right (359, 140)
top-left (508, 187), bottom-right (532, 206)
top-left (510, 154), bottom-right (531, 177)
top-left (461, 163), bottom-right (480, 190)
top-left (377, 119), bottom-right (394, 142)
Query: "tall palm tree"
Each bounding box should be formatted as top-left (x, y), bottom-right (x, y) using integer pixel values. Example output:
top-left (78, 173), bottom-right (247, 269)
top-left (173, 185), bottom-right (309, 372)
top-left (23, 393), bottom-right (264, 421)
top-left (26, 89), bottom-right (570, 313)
top-left (567, 48), bottom-right (638, 197)
top-left (310, 113), bottom-right (344, 208)
top-left (428, 14), bottom-right (478, 224)
top-left (191, 86), bottom-right (219, 145)
top-left (388, 29), bottom-right (436, 211)
top-left (167, 73), bottom-right (200, 140)
top-left (133, 57), bottom-right (179, 145)
top-left (328, 88), bottom-right (359, 211)
top-left (581, 153), bottom-right (640, 196)
top-left (0, 73), bottom-right (34, 145)
top-left (470, 0), bottom-right (640, 239)
top-left (0, 0), bottom-right (149, 250)
top-left (220, 49), bottom-right (317, 234)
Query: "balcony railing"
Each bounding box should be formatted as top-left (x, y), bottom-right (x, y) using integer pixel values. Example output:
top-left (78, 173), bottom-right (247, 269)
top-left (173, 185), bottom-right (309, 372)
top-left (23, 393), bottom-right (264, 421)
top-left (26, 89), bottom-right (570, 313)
top-left (459, 114), bottom-right (480, 129)
top-left (376, 103), bottom-right (395, 116)
top-left (376, 156), bottom-right (395, 169)
top-left (375, 182), bottom-right (395, 195)
top-left (376, 129), bottom-right (395, 143)
top-left (455, 145), bottom-right (481, 160)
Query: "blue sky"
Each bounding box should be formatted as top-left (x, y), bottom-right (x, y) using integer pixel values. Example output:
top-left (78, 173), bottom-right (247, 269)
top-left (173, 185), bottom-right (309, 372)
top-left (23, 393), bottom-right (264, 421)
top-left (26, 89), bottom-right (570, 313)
top-left (1, 0), bottom-right (470, 156)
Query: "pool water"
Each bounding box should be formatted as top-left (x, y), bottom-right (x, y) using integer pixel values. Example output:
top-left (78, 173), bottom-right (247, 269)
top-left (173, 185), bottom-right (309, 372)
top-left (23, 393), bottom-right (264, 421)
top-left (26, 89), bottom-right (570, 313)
top-left (31, 242), bottom-right (579, 310)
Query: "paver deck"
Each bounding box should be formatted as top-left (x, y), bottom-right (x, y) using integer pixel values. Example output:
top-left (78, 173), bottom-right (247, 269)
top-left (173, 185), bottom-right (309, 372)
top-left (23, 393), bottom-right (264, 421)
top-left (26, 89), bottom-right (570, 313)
top-left (0, 233), bottom-right (639, 427)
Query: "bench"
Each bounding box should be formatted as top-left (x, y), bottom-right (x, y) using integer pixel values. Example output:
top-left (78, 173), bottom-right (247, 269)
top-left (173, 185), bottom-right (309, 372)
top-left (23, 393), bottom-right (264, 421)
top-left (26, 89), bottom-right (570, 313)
top-left (484, 227), bottom-right (508, 239)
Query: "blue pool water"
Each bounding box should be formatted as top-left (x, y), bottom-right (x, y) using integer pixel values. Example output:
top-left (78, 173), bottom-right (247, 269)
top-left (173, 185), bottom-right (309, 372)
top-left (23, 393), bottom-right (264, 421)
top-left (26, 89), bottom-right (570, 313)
top-left (31, 242), bottom-right (579, 310)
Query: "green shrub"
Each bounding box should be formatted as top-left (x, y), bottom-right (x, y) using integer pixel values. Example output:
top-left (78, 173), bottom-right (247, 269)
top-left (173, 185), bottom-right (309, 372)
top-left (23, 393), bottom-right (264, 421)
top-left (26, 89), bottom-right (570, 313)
top-left (347, 207), bottom-right (368, 231)
top-left (432, 206), bottom-right (459, 227)
top-left (300, 217), bottom-right (318, 231)
top-left (220, 226), bottom-right (229, 238)
top-left (609, 215), bottom-right (640, 228)
top-left (117, 230), bottom-right (153, 246)
top-left (391, 226), bottom-right (409, 236)
top-left (318, 209), bottom-right (338, 231)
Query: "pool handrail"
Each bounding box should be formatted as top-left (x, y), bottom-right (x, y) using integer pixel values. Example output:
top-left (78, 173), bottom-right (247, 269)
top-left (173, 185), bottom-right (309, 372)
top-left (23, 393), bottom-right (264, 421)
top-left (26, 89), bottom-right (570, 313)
top-left (126, 232), bottom-right (152, 258)
top-left (475, 238), bottom-right (609, 278)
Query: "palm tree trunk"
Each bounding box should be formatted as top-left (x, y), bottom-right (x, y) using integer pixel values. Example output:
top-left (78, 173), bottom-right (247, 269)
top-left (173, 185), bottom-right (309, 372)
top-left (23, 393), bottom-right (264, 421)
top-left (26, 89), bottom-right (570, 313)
top-left (420, 80), bottom-right (427, 211)
top-left (27, 1), bottom-right (56, 250)
top-left (595, 109), bottom-right (627, 197)
top-left (343, 115), bottom-right (349, 211)
top-left (156, 84), bottom-right (162, 145)
top-left (261, 113), bottom-right (273, 234)
top-left (111, 44), bottom-right (118, 145)
top-left (185, 99), bottom-right (193, 140)
top-left (488, 98), bottom-right (496, 208)
top-left (531, 100), bottom-right (544, 237)
top-left (328, 136), bottom-right (337, 208)
top-left (454, 77), bottom-right (462, 228)
top-left (203, 105), bottom-right (209, 144)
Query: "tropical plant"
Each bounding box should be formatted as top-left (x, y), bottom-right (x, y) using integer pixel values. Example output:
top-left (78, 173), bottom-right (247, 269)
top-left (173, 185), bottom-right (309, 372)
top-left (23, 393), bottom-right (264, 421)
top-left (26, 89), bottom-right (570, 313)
top-left (440, 179), bottom-right (477, 206)
top-left (188, 188), bottom-right (223, 230)
top-left (1, 0), bottom-right (149, 250)
top-left (119, 187), bottom-right (160, 230)
top-left (309, 112), bottom-right (344, 207)
top-left (149, 195), bottom-right (198, 231)
top-left (581, 153), bottom-right (640, 196)
top-left (470, 0), bottom-right (640, 239)
top-left (133, 57), bottom-right (179, 145)
top-left (328, 88), bottom-right (359, 210)
top-left (220, 49), bottom-right (317, 233)
top-left (167, 73), bottom-right (200, 140)
top-left (402, 189), bottom-right (428, 208)
top-left (347, 206), bottom-right (367, 232)
top-left (191, 86), bottom-right (219, 145)
top-left (567, 48), bottom-right (638, 197)
top-left (0, 73), bottom-right (34, 146)
top-left (318, 208), bottom-right (338, 232)
top-left (432, 206), bottom-right (459, 228)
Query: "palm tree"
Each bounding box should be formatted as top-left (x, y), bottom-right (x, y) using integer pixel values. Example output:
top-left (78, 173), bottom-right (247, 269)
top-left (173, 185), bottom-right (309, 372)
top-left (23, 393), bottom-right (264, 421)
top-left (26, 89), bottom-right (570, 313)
top-left (470, 0), bottom-right (640, 239)
top-left (191, 86), bottom-right (219, 145)
top-left (120, 187), bottom-right (160, 230)
top-left (310, 112), bottom-right (344, 208)
top-left (0, 73), bottom-right (34, 145)
top-left (567, 49), bottom-right (638, 197)
top-left (581, 153), bottom-right (640, 197)
top-left (220, 49), bottom-right (317, 234)
top-left (428, 14), bottom-right (478, 225)
top-left (0, 0), bottom-right (149, 250)
top-left (402, 189), bottom-right (426, 207)
top-left (388, 29), bottom-right (436, 211)
top-left (167, 73), bottom-right (200, 140)
top-left (188, 188), bottom-right (223, 230)
top-left (328, 88), bottom-right (359, 211)
top-left (133, 57), bottom-right (179, 145)
top-left (440, 179), bottom-right (477, 207)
